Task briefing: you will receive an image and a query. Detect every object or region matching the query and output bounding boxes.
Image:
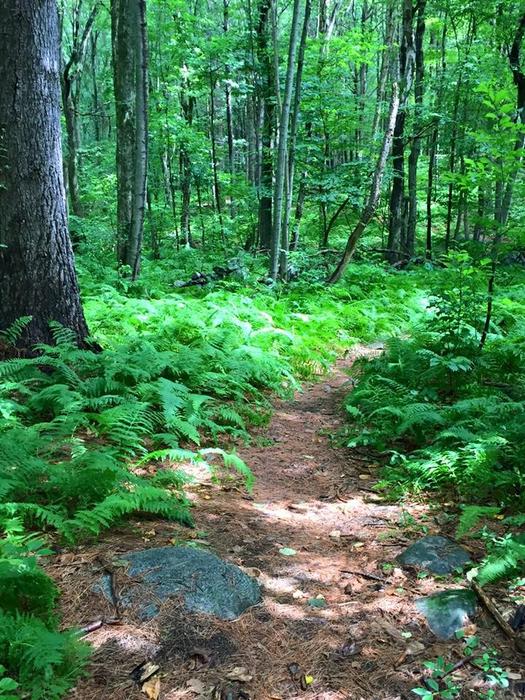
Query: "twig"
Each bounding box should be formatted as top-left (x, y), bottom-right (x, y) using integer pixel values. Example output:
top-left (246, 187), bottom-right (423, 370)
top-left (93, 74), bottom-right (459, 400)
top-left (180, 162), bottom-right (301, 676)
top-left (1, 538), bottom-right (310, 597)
top-left (78, 618), bottom-right (121, 637)
top-left (441, 653), bottom-right (476, 679)
top-left (341, 569), bottom-right (386, 583)
top-left (95, 557), bottom-right (122, 619)
top-left (472, 581), bottom-right (520, 646)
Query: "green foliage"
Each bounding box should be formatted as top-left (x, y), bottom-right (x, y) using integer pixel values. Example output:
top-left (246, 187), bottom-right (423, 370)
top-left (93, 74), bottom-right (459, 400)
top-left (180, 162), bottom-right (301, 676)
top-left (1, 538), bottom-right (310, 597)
top-left (0, 519), bottom-right (89, 699)
top-left (0, 323), bottom-right (260, 543)
top-left (345, 256), bottom-right (525, 507)
top-left (475, 532), bottom-right (525, 587)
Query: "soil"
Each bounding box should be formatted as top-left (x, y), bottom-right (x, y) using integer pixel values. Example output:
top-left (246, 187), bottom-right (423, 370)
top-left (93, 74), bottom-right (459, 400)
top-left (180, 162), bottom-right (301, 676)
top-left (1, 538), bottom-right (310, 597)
top-left (51, 346), bottom-right (522, 700)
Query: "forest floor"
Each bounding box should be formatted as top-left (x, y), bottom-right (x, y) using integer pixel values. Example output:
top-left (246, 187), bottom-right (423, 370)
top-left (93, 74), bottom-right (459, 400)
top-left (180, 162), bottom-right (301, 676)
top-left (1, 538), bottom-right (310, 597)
top-left (52, 346), bottom-right (518, 700)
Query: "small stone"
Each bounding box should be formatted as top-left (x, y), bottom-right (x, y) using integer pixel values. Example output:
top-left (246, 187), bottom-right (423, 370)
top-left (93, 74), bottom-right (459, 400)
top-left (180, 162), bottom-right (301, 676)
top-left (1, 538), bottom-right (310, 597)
top-left (329, 530), bottom-right (341, 539)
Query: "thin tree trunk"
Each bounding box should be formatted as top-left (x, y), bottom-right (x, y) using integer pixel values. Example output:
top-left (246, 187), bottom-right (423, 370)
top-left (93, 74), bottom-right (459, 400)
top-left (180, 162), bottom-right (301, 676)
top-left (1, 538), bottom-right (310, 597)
top-left (209, 73), bottom-right (225, 243)
top-left (271, 0), bottom-right (302, 279)
top-left (61, 0), bottom-right (101, 217)
top-left (372, 1), bottom-right (395, 142)
top-left (328, 83), bottom-right (400, 284)
top-left (129, 0), bottom-right (148, 279)
top-left (386, 0), bottom-right (415, 263)
top-left (223, 0), bottom-right (235, 216)
top-left (499, 11), bottom-right (525, 226)
top-left (280, 0), bottom-right (312, 275)
top-left (256, 0), bottom-right (275, 251)
top-left (406, 0), bottom-right (426, 257)
top-left (0, 0), bottom-right (90, 348)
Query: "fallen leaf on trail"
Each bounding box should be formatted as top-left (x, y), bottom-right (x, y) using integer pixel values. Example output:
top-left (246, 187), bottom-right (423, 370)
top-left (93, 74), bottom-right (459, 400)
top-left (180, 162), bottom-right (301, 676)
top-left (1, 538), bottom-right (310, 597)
top-left (186, 678), bottom-right (206, 694)
top-left (307, 596), bottom-right (327, 608)
top-left (300, 674), bottom-right (314, 690)
top-left (225, 667), bottom-right (253, 682)
top-left (130, 661), bottom-right (160, 685)
top-left (141, 676), bottom-right (160, 700)
top-left (292, 589), bottom-right (305, 599)
top-left (329, 529), bottom-right (341, 539)
top-left (353, 542), bottom-right (365, 549)
top-left (406, 641), bottom-right (425, 656)
top-left (279, 547), bottom-right (297, 556)
top-left (358, 474), bottom-right (371, 481)
top-left (189, 648), bottom-right (211, 670)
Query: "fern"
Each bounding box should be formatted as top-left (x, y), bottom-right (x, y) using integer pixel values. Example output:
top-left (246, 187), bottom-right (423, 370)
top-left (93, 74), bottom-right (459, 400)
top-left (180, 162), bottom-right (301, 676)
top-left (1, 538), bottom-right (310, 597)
top-left (475, 534), bottom-right (525, 587)
top-left (456, 505), bottom-right (501, 539)
top-left (0, 317), bottom-right (32, 347)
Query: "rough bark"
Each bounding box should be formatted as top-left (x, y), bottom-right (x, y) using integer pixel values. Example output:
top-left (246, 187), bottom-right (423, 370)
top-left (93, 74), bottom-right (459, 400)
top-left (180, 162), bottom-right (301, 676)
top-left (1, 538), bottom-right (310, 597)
top-left (111, 0), bottom-right (148, 278)
top-left (0, 0), bottom-right (90, 348)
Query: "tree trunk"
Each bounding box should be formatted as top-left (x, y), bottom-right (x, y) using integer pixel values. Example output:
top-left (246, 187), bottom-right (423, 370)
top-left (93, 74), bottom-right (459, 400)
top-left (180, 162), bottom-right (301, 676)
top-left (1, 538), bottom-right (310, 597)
top-left (111, 0), bottom-right (148, 278)
top-left (223, 0), bottom-right (235, 216)
top-left (371, 1), bottom-right (395, 142)
top-left (328, 83), bottom-right (400, 284)
top-left (256, 0), bottom-right (275, 251)
top-left (499, 11), bottom-right (525, 226)
top-left (386, 0), bottom-right (415, 263)
top-left (61, 0), bottom-right (101, 218)
top-left (0, 0), bottom-right (89, 348)
top-left (270, 0), bottom-right (302, 279)
top-left (406, 0), bottom-right (426, 257)
top-left (209, 73), bottom-right (225, 243)
top-left (280, 0), bottom-right (312, 275)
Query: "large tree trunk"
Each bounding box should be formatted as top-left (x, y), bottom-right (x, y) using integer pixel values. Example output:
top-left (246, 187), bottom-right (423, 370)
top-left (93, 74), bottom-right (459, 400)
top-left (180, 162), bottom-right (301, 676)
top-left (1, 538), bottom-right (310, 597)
top-left (111, 0), bottom-right (148, 279)
top-left (0, 0), bottom-right (89, 348)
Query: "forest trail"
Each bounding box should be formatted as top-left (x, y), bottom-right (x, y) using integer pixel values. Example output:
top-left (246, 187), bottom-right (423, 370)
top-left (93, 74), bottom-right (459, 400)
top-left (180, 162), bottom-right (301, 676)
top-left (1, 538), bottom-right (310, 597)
top-left (62, 347), bottom-right (447, 700)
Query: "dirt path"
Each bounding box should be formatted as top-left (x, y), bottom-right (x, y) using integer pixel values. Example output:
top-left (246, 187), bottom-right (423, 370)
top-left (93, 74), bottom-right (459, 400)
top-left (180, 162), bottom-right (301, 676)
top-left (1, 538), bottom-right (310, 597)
top-left (58, 348), bottom-right (484, 700)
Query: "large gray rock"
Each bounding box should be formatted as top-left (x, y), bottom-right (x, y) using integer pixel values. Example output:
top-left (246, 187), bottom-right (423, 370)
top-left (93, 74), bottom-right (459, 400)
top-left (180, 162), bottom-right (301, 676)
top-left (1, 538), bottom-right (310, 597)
top-left (97, 546), bottom-right (261, 621)
top-left (416, 589), bottom-right (477, 639)
top-left (396, 535), bottom-right (471, 575)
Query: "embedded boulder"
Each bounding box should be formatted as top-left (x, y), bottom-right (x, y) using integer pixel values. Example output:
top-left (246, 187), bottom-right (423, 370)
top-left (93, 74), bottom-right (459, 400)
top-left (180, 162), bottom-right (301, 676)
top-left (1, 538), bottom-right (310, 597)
top-left (396, 535), bottom-right (471, 575)
top-left (96, 545), bottom-right (262, 621)
top-left (416, 589), bottom-right (477, 639)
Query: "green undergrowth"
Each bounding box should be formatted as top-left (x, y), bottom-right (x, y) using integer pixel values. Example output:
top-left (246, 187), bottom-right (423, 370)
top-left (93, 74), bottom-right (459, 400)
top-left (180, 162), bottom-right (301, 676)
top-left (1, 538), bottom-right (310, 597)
top-left (344, 254), bottom-right (525, 587)
top-left (0, 258), bottom-right (424, 698)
